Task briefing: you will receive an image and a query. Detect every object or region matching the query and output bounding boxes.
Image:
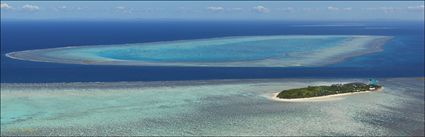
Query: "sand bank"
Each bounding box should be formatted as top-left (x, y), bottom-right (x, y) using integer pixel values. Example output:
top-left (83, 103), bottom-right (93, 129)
top-left (5, 35), bottom-right (391, 67)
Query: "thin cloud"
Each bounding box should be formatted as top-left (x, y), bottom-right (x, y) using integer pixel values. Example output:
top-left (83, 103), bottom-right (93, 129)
top-left (52, 5), bottom-right (66, 11)
top-left (363, 5), bottom-right (424, 14)
top-left (327, 6), bottom-right (339, 11)
top-left (327, 6), bottom-right (352, 11)
top-left (206, 6), bottom-right (224, 12)
top-left (52, 6), bottom-right (86, 12)
top-left (274, 7), bottom-right (295, 13)
top-left (115, 6), bottom-right (132, 14)
top-left (22, 4), bottom-right (40, 11)
top-left (252, 5), bottom-right (270, 13)
top-left (343, 7), bottom-right (352, 11)
top-left (1, 3), bottom-right (13, 10)
top-left (284, 7), bottom-right (295, 12)
top-left (301, 8), bottom-right (320, 12)
top-left (364, 7), bottom-right (403, 14)
top-left (176, 7), bottom-right (194, 13)
top-left (229, 7), bottom-right (243, 11)
top-left (407, 5), bottom-right (424, 11)
top-left (116, 6), bottom-right (126, 10)
top-left (59, 5), bottom-right (67, 9)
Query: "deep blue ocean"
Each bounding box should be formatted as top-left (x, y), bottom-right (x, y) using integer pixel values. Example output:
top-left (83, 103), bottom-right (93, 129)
top-left (1, 20), bottom-right (424, 83)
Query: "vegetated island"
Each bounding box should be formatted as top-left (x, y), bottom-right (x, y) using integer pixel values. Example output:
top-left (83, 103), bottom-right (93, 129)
top-left (276, 82), bottom-right (382, 99)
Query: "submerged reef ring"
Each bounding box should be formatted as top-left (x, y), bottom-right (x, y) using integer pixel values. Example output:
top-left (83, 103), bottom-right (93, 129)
top-left (6, 35), bottom-right (392, 67)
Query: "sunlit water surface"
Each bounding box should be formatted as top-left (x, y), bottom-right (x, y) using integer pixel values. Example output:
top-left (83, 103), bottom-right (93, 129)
top-left (7, 35), bottom-right (389, 67)
top-left (1, 78), bottom-right (423, 136)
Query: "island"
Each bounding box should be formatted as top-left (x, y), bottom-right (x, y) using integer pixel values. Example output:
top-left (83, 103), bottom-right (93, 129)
top-left (276, 82), bottom-right (382, 99)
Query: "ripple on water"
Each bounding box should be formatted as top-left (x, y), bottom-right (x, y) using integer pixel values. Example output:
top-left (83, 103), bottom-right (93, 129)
top-left (1, 78), bottom-right (423, 136)
top-left (6, 35), bottom-right (391, 67)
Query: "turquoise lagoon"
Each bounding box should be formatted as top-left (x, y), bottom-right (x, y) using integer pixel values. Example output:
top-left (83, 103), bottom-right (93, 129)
top-left (1, 78), bottom-right (424, 136)
top-left (6, 35), bottom-right (391, 67)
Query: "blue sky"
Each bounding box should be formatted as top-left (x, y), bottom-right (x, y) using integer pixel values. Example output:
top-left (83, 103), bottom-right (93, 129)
top-left (1, 1), bottom-right (424, 21)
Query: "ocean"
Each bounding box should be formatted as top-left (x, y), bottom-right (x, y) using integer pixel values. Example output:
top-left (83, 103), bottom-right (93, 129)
top-left (1, 20), bottom-right (424, 136)
top-left (1, 20), bottom-right (424, 83)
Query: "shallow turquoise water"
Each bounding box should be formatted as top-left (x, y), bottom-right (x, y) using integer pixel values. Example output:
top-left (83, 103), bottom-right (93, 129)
top-left (1, 78), bottom-right (423, 136)
top-left (95, 37), bottom-right (345, 62)
top-left (7, 35), bottom-right (390, 67)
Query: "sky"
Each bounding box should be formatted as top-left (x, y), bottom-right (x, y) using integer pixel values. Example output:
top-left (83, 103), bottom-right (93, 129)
top-left (1, 1), bottom-right (424, 21)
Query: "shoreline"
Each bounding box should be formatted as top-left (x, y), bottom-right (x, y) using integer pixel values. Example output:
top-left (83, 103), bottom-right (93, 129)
top-left (270, 87), bottom-right (384, 102)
